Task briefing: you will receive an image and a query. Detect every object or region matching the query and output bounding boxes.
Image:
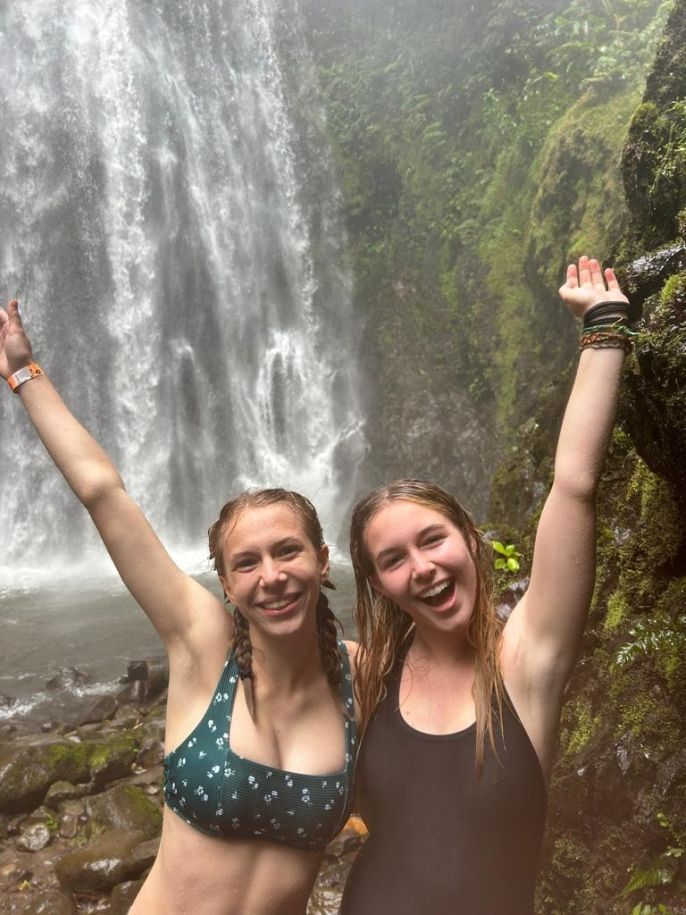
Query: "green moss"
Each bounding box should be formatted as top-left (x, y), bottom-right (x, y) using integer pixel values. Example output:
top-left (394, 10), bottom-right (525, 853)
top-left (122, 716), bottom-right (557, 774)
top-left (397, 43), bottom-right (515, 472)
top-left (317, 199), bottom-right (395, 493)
top-left (604, 591), bottom-right (629, 632)
top-left (561, 698), bottom-right (599, 757)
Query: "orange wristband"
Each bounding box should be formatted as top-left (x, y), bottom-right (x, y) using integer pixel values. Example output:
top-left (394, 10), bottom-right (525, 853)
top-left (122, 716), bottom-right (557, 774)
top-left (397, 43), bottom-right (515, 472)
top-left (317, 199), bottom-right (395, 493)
top-left (7, 362), bottom-right (43, 393)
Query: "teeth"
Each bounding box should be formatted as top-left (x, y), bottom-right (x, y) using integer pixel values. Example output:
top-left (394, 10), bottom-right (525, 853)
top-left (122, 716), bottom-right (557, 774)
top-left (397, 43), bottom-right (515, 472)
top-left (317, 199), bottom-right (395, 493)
top-left (420, 582), bottom-right (450, 599)
top-left (262, 599), bottom-right (292, 610)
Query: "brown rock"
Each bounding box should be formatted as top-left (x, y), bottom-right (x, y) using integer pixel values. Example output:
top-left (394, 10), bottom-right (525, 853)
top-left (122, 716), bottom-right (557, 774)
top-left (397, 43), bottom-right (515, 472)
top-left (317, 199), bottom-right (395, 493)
top-left (110, 879), bottom-right (143, 914)
top-left (58, 814), bottom-right (79, 839)
top-left (76, 695), bottom-right (118, 727)
top-left (0, 862), bottom-right (32, 889)
top-left (85, 784), bottom-right (162, 840)
top-left (136, 737), bottom-right (164, 769)
top-left (44, 782), bottom-right (89, 810)
top-left (54, 829), bottom-right (148, 892)
top-left (7, 890), bottom-right (77, 914)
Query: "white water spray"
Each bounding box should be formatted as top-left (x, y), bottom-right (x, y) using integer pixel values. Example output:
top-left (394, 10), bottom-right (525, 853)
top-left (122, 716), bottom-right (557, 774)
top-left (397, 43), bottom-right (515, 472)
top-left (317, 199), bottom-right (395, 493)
top-left (0, 0), bottom-right (364, 589)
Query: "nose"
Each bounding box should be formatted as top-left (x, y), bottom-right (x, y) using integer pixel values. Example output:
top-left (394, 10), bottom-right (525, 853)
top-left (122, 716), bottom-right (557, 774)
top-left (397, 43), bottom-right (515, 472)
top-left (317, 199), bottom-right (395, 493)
top-left (410, 550), bottom-right (435, 581)
top-left (259, 557), bottom-right (287, 588)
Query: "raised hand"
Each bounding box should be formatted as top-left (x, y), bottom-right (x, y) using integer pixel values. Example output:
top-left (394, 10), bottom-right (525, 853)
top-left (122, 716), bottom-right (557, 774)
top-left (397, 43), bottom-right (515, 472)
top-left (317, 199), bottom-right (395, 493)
top-left (558, 255), bottom-right (629, 320)
top-left (0, 300), bottom-right (34, 380)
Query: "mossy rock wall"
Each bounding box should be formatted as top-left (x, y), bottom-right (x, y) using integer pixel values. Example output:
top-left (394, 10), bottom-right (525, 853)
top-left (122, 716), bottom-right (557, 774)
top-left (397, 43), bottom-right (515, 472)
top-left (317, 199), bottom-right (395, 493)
top-left (295, 0), bottom-right (685, 910)
top-left (490, 2), bottom-right (686, 910)
top-left (297, 0), bottom-right (670, 516)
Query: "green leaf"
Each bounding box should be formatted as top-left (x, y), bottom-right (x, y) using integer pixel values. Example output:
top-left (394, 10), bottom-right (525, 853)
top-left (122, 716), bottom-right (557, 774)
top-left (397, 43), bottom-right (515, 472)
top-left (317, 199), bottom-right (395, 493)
top-left (507, 557), bottom-right (520, 572)
top-left (492, 541), bottom-right (507, 555)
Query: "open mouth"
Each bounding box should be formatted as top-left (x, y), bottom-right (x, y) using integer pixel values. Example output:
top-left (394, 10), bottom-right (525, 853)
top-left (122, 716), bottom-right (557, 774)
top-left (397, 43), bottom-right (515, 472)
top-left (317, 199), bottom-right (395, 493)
top-left (417, 580), bottom-right (455, 609)
top-left (258, 593), bottom-right (301, 616)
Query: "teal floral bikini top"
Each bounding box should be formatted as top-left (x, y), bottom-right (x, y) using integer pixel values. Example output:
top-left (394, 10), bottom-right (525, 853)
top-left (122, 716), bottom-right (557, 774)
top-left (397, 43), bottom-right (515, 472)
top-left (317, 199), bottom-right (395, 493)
top-left (163, 641), bottom-right (357, 851)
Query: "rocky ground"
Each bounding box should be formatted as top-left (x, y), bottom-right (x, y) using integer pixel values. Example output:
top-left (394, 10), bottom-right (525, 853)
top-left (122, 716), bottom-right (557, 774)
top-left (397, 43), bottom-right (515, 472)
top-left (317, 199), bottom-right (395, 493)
top-left (0, 661), bottom-right (365, 915)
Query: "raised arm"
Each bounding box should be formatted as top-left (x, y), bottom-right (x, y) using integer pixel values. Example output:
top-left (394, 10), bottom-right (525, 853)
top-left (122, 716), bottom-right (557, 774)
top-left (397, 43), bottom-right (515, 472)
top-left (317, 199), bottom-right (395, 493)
top-left (0, 300), bottom-right (222, 646)
top-left (501, 257), bottom-right (631, 772)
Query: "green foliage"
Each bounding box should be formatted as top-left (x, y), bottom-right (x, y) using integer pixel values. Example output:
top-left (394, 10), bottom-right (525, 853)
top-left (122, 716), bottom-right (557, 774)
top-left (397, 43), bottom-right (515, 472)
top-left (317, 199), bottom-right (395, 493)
top-left (492, 540), bottom-right (522, 573)
top-left (44, 812), bottom-right (60, 834)
top-left (623, 813), bottom-right (684, 913)
top-left (614, 613), bottom-right (686, 672)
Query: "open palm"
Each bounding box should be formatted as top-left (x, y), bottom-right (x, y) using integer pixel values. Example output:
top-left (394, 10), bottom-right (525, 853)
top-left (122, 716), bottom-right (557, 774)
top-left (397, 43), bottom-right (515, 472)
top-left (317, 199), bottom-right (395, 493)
top-left (559, 255), bottom-right (629, 319)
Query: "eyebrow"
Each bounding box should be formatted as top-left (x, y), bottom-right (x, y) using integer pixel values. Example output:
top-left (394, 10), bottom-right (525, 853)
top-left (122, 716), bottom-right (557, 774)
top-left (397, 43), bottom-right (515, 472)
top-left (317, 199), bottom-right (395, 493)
top-left (228, 536), bottom-right (304, 563)
top-left (373, 523), bottom-right (447, 564)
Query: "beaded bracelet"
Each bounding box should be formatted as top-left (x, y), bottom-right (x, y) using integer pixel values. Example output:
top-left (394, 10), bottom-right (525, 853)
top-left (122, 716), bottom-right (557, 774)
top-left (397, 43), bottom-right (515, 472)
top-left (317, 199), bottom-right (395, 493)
top-left (579, 330), bottom-right (632, 352)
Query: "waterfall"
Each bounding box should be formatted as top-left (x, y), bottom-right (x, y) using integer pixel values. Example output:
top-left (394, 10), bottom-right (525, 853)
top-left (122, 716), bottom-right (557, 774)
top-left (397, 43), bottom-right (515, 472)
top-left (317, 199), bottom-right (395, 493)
top-left (0, 0), bottom-right (365, 588)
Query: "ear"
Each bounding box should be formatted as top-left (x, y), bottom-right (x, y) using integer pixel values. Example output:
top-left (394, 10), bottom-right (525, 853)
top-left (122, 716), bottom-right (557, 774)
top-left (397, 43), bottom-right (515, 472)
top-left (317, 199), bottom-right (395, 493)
top-left (219, 574), bottom-right (233, 605)
top-left (319, 544), bottom-right (330, 582)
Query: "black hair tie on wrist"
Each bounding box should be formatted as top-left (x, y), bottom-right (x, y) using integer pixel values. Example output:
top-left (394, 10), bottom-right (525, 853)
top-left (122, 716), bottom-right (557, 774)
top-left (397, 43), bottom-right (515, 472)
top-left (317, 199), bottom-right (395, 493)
top-left (583, 298), bottom-right (640, 328)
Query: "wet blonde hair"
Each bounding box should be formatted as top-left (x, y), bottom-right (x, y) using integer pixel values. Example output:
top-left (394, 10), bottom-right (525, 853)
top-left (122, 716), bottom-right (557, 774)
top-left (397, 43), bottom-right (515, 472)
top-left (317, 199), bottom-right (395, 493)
top-left (209, 489), bottom-right (341, 717)
top-left (350, 479), bottom-right (504, 771)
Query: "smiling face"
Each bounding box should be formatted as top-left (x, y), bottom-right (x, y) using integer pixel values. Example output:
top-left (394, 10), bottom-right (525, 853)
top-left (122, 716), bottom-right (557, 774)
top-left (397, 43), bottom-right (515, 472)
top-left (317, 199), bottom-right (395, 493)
top-left (219, 502), bottom-right (329, 641)
top-left (364, 499), bottom-right (478, 637)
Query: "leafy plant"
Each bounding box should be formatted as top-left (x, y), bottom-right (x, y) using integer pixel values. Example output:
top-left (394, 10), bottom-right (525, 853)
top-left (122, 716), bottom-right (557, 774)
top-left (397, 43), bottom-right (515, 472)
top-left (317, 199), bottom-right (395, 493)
top-left (614, 614), bottom-right (686, 671)
top-left (623, 812), bottom-right (684, 914)
top-left (492, 541), bottom-right (522, 574)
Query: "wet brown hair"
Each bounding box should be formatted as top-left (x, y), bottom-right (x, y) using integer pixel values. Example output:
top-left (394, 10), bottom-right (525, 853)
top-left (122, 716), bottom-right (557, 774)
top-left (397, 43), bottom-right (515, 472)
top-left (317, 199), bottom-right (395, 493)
top-left (350, 479), bottom-right (504, 771)
top-left (208, 489), bottom-right (341, 718)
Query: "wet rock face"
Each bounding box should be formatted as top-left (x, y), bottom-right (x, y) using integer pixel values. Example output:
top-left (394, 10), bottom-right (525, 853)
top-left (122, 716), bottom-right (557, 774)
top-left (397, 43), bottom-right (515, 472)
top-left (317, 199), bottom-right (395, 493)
top-left (621, 0), bottom-right (686, 250)
top-left (616, 3), bottom-right (686, 515)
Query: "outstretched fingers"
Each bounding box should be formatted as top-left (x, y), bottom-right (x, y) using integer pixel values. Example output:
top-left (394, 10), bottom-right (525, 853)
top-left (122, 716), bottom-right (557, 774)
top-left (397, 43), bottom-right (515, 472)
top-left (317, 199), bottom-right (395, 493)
top-left (604, 267), bottom-right (620, 291)
top-left (589, 258), bottom-right (606, 290)
top-left (578, 254), bottom-right (592, 287)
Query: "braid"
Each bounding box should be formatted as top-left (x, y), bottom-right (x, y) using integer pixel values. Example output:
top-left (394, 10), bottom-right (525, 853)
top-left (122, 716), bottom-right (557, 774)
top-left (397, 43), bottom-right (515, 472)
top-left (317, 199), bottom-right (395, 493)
top-left (233, 607), bottom-right (256, 720)
top-left (316, 581), bottom-right (343, 696)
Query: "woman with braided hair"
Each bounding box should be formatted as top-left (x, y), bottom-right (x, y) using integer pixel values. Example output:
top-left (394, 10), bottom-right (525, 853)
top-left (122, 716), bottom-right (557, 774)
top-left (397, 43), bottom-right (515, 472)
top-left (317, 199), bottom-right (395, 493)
top-left (0, 301), bottom-right (357, 915)
top-left (341, 256), bottom-right (635, 915)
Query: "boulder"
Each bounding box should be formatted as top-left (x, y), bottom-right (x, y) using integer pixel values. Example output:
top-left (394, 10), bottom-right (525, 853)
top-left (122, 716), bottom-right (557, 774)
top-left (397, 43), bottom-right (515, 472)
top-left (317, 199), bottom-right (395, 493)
top-left (0, 733), bottom-right (138, 814)
top-left (16, 822), bottom-right (52, 853)
top-left (54, 829), bottom-right (149, 893)
top-left (110, 879), bottom-right (144, 914)
top-left (85, 784), bottom-right (162, 840)
top-left (76, 695), bottom-right (118, 727)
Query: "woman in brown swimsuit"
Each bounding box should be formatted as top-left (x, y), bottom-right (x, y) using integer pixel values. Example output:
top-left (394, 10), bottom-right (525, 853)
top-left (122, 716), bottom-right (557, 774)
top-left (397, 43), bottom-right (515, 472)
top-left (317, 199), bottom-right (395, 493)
top-left (342, 256), bottom-right (634, 914)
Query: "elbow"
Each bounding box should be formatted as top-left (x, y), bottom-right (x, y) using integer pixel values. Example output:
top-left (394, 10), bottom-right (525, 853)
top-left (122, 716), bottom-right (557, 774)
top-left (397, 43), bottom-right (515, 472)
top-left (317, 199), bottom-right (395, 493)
top-left (552, 468), bottom-right (600, 503)
top-left (79, 468), bottom-right (127, 512)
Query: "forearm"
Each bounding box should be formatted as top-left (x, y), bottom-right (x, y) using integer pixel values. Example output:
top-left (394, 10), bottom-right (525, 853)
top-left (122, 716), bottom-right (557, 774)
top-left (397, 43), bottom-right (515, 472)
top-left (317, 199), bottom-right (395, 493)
top-left (16, 373), bottom-right (124, 508)
top-left (552, 346), bottom-right (625, 499)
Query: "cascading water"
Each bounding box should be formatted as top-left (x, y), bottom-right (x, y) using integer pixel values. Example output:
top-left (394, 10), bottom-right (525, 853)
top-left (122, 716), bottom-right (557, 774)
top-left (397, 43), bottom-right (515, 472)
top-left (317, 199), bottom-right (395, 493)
top-left (0, 0), bottom-right (365, 590)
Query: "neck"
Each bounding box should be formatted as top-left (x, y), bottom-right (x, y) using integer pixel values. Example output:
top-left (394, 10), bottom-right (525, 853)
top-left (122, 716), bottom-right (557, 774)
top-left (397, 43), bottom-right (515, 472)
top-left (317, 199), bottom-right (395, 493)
top-left (249, 626), bottom-right (323, 692)
top-left (409, 623), bottom-right (475, 669)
